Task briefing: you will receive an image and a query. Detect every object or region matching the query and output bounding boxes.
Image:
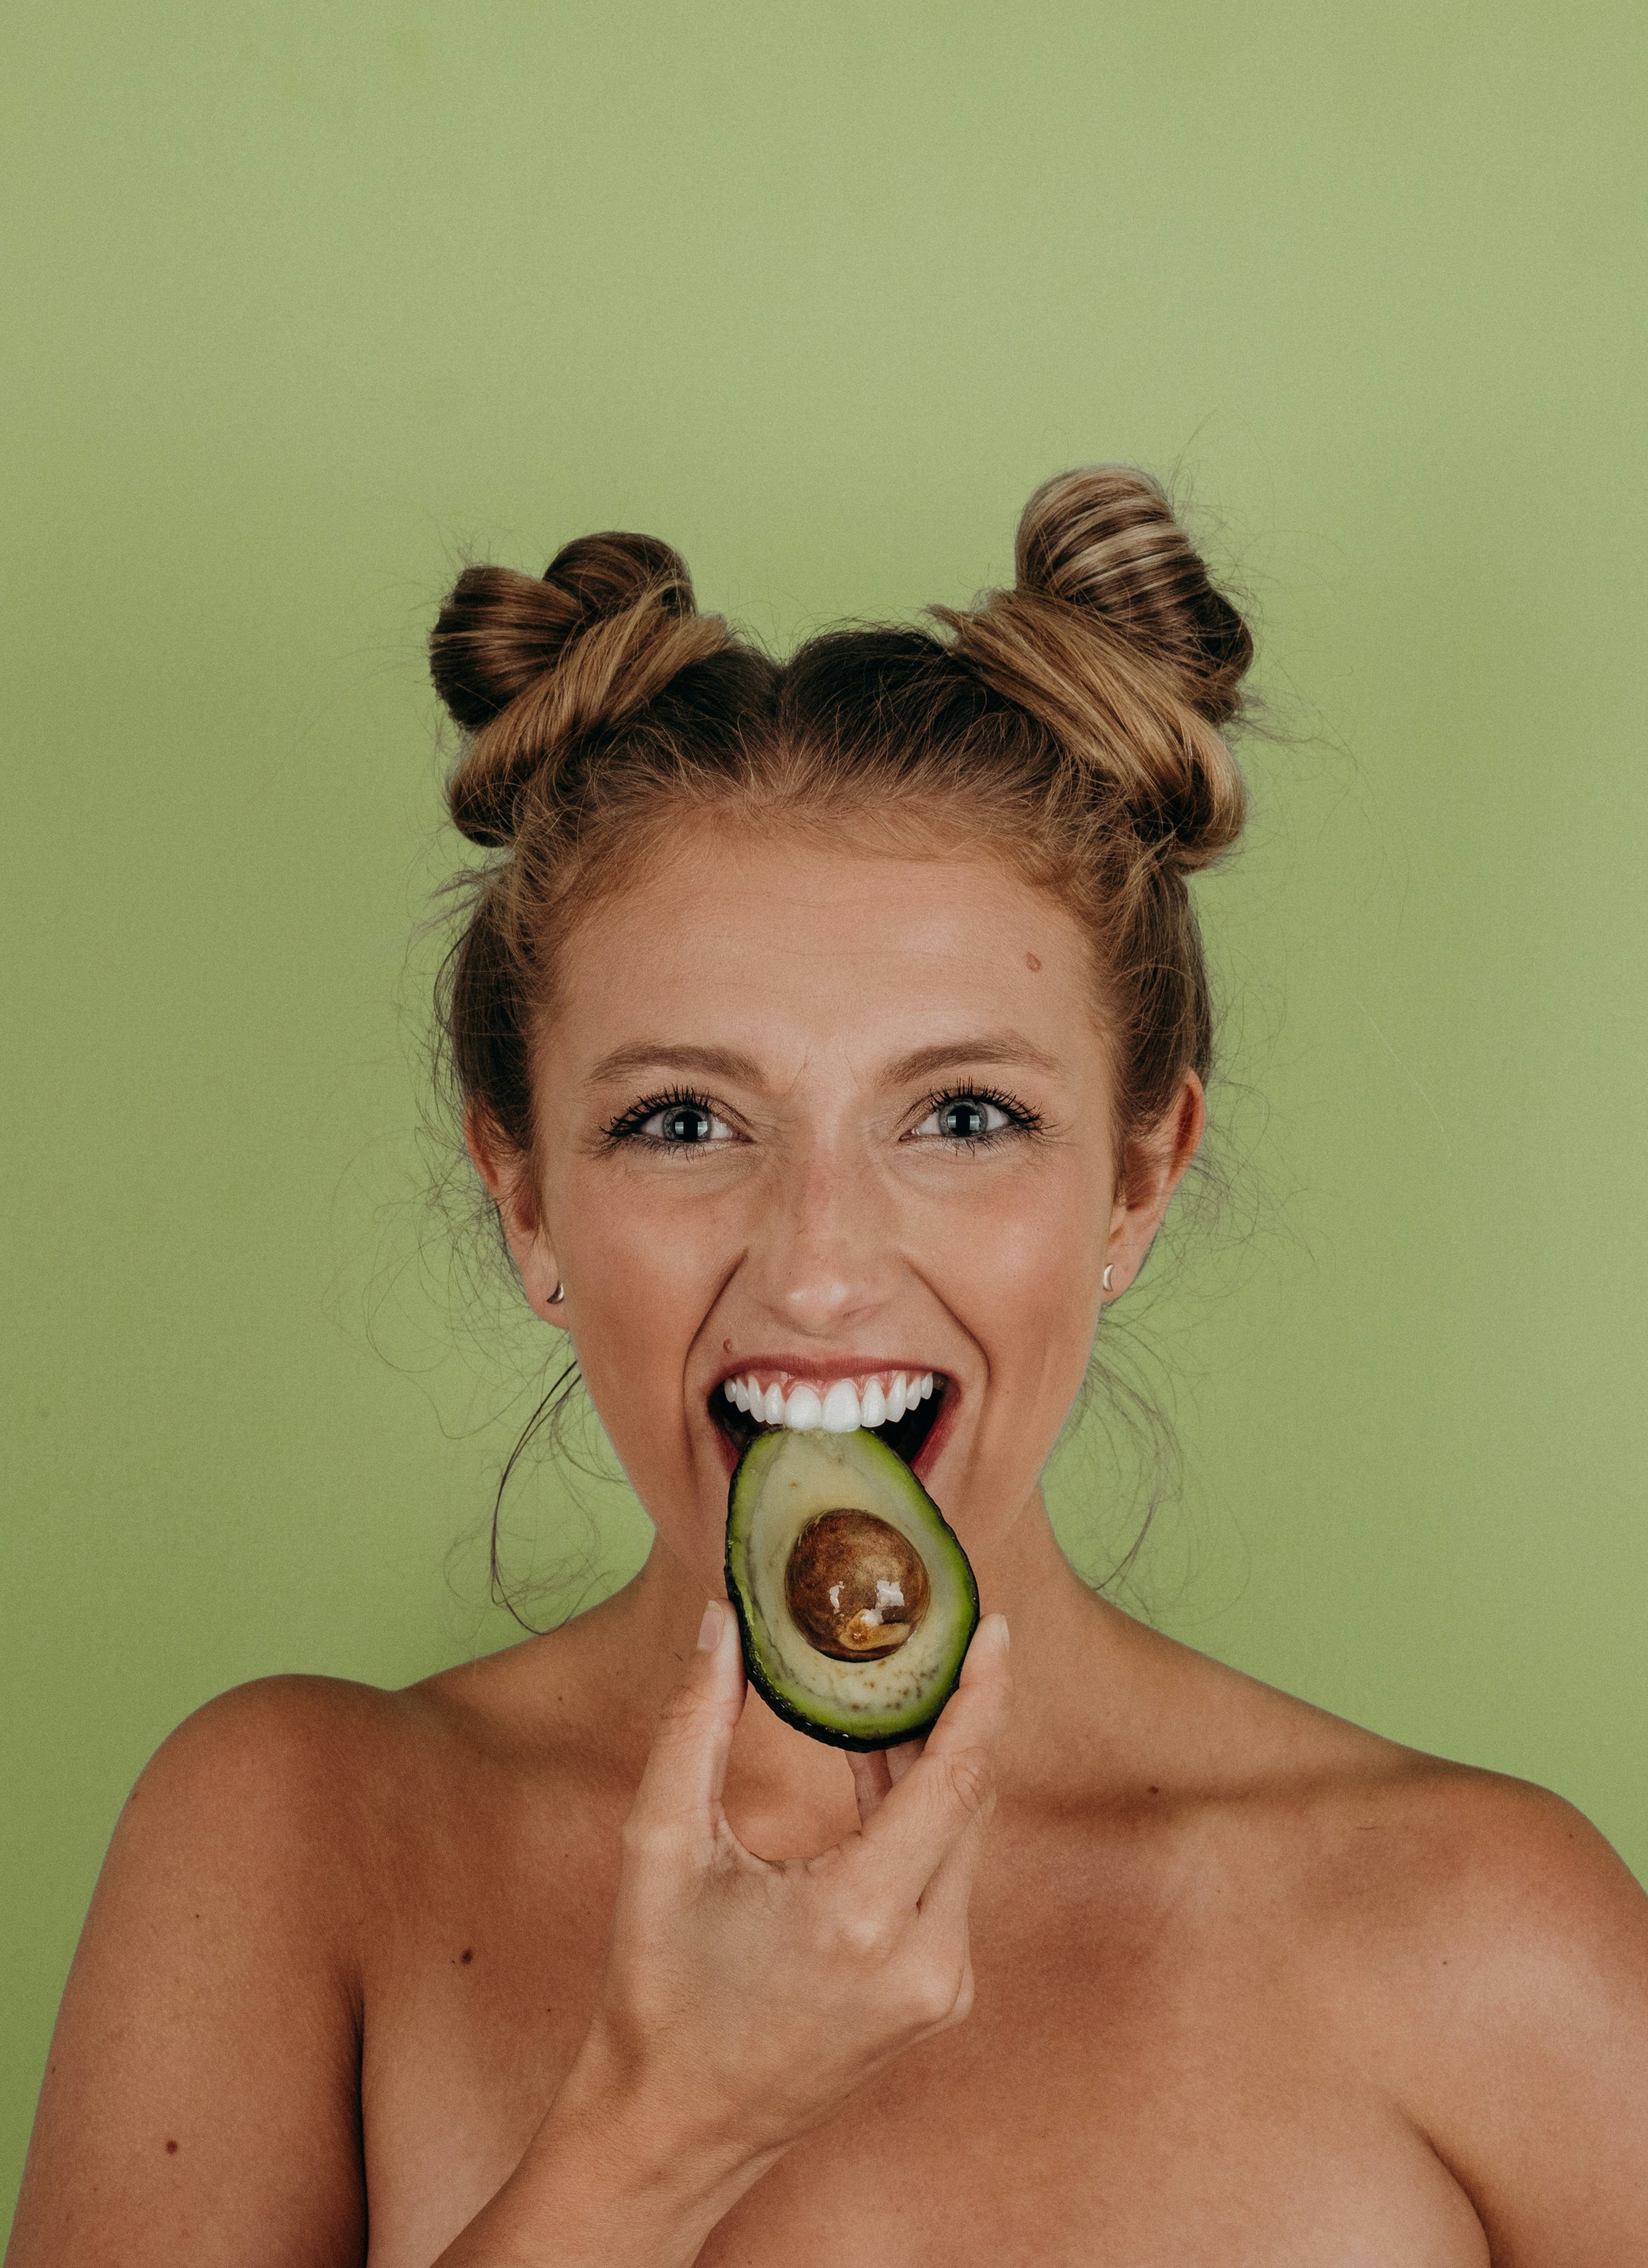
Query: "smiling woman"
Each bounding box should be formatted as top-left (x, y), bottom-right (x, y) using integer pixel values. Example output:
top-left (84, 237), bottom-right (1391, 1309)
top-left (11, 471), bottom-right (1648, 2267)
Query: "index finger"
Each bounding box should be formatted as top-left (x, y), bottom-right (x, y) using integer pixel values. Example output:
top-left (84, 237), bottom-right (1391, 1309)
top-left (627, 1600), bottom-right (747, 1847)
top-left (850, 1613), bottom-right (1011, 1904)
top-left (847, 1737), bottom-right (922, 1827)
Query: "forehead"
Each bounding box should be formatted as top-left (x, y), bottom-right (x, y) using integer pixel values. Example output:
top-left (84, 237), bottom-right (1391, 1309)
top-left (547, 820), bottom-right (1103, 1074)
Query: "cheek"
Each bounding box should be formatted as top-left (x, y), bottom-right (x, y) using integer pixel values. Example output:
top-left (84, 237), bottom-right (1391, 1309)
top-left (560, 1145), bottom-right (730, 1297)
top-left (909, 1159), bottom-right (1111, 1376)
top-left (552, 1176), bottom-right (726, 1487)
top-left (903, 1168), bottom-right (1109, 1533)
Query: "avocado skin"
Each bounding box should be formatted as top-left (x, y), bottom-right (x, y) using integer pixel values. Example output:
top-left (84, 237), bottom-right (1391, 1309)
top-left (723, 1431), bottom-right (980, 1752)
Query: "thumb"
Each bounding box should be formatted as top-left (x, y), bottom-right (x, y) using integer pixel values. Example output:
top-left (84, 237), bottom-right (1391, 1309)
top-left (627, 1600), bottom-right (746, 1847)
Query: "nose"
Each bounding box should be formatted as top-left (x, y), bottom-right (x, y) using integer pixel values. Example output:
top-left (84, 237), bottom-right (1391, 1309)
top-left (742, 1142), bottom-right (895, 1340)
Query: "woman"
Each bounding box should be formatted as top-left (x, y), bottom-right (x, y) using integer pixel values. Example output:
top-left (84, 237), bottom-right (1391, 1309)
top-left (11, 469), bottom-right (1648, 2266)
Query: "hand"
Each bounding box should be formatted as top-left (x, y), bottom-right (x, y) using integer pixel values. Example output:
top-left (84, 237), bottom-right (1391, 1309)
top-left (560, 1600), bottom-right (1012, 2176)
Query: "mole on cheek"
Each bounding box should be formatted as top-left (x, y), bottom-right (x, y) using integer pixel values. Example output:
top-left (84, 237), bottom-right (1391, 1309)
top-left (1025, 952), bottom-right (1042, 972)
top-left (165, 2139), bottom-right (179, 2155)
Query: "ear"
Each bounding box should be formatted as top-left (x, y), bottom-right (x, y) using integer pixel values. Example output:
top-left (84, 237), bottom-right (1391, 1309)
top-left (463, 1102), bottom-right (568, 1328)
top-left (1101, 1073), bottom-right (1206, 1303)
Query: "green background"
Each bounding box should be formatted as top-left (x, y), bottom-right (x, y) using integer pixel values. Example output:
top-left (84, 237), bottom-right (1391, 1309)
top-left (4, 0), bottom-right (1644, 2209)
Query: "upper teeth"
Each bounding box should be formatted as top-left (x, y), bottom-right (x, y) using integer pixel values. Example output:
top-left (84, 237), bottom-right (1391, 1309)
top-left (720, 1370), bottom-right (937, 1433)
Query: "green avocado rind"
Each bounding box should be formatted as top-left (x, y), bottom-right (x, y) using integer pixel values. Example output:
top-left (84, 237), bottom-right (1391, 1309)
top-left (723, 1427), bottom-right (980, 1752)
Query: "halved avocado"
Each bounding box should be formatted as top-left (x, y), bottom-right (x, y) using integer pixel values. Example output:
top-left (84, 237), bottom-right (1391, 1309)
top-left (724, 1427), bottom-right (980, 1750)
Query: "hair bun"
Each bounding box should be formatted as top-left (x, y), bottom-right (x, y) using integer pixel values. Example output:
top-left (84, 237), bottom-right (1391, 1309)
top-left (430, 531), bottom-right (693, 734)
top-left (432, 531), bottom-right (733, 848)
top-left (934, 465), bottom-right (1251, 870)
top-left (1015, 465), bottom-right (1251, 727)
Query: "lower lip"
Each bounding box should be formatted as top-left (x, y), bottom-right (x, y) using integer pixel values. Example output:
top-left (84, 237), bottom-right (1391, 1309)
top-left (710, 1423), bottom-right (742, 1483)
top-left (909, 1388), bottom-right (955, 1483)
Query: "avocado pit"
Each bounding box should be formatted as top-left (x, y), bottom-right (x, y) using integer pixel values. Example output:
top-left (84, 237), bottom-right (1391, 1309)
top-left (726, 1427), bottom-right (978, 1749)
top-left (785, 1508), bottom-right (931, 1660)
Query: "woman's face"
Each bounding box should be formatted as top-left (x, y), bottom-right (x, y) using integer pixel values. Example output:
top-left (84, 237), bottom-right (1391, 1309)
top-left (478, 818), bottom-right (1200, 1594)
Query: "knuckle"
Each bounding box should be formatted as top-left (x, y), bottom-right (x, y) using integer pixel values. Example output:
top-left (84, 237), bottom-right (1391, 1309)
top-left (822, 1904), bottom-right (894, 1963)
top-left (937, 1747), bottom-right (993, 1819)
top-left (655, 1683), bottom-right (705, 1737)
top-left (900, 1964), bottom-right (962, 2029)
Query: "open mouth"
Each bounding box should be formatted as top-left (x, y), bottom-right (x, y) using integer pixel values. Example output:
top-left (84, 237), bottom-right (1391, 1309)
top-left (711, 1367), bottom-right (952, 1475)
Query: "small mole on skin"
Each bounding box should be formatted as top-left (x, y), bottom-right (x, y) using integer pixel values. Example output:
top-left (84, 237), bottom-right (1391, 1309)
top-left (1025, 952), bottom-right (1042, 972)
top-left (165, 2140), bottom-right (179, 2155)
top-left (460, 1947), bottom-right (474, 1964)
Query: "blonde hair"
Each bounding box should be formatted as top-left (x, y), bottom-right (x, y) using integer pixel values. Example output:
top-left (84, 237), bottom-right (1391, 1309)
top-left (430, 466), bottom-right (1252, 1169)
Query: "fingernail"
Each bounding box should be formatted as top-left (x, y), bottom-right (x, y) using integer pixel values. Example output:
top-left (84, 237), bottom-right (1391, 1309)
top-left (697, 1600), bottom-right (723, 1653)
top-left (993, 1613), bottom-right (1010, 1653)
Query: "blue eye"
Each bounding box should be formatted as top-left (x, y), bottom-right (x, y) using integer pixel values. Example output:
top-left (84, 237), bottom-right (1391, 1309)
top-left (939, 1098), bottom-right (1000, 1139)
top-left (909, 1090), bottom-right (1030, 1144)
top-left (606, 1089), bottom-right (739, 1151)
top-left (645, 1101), bottom-right (726, 1144)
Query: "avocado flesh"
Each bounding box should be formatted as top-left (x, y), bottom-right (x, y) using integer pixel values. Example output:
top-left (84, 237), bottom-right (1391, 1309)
top-left (725, 1427), bottom-right (980, 1751)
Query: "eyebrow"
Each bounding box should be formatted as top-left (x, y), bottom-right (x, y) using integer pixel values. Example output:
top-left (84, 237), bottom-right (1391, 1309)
top-left (584, 1033), bottom-right (1065, 1091)
top-left (584, 1041), bottom-right (767, 1088)
top-left (881, 1035), bottom-right (1066, 1086)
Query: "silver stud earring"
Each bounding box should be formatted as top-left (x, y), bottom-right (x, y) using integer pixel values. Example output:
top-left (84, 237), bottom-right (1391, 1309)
top-left (546, 1281), bottom-right (565, 1306)
top-left (1101, 1264), bottom-right (1114, 1293)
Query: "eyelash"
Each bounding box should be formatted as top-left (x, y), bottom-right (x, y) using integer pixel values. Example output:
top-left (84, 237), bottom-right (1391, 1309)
top-left (909, 1085), bottom-right (1046, 1150)
top-left (601, 1082), bottom-right (1046, 1157)
top-left (600, 1086), bottom-right (734, 1153)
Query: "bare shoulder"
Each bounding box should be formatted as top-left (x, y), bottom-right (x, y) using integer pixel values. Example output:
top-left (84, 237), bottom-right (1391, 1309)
top-left (8, 1675), bottom-right (389, 2266)
top-left (1126, 1619), bottom-right (1640, 1904)
top-left (1163, 1635), bottom-right (1648, 1984)
top-left (130, 1597), bottom-right (623, 1806)
top-left (8, 1655), bottom-right (575, 2268)
top-left (110, 1628), bottom-right (615, 1917)
top-left (1212, 1655), bottom-right (1646, 1972)
top-left (1145, 1633), bottom-right (1648, 2250)
top-left (129, 1665), bottom-right (422, 1825)
top-left (101, 1668), bottom-right (466, 1943)
top-left (1307, 1740), bottom-right (1648, 2250)
top-left (1306, 1735), bottom-right (1648, 1967)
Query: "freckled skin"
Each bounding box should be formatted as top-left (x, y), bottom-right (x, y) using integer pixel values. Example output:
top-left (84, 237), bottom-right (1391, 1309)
top-left (12, 821), bottom-right (1648, 2268)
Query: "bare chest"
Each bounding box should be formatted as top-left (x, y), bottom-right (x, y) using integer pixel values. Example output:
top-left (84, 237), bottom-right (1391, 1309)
top-left (356, 1811), bottom-right (1488, 2268)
